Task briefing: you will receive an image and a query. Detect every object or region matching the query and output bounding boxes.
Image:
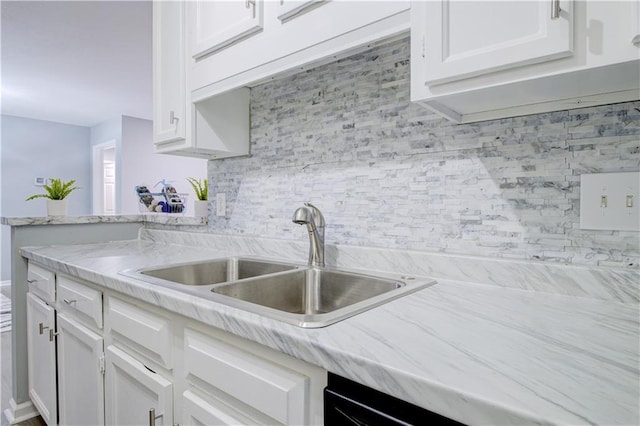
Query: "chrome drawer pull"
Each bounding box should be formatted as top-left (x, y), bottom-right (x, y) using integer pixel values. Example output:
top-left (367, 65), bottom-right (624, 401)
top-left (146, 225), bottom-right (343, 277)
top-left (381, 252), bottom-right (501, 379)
top-left (63, 298), bottom-right (77, 305)
top-left (550, 0), bottom-right (561, 19)
top-left (149, 408), bottom-right (162, 426)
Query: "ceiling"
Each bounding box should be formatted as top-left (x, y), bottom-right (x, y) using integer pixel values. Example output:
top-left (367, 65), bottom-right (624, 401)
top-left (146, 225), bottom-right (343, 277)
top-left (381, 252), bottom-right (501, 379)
top-left (1, 0), bottom-right (152, 127)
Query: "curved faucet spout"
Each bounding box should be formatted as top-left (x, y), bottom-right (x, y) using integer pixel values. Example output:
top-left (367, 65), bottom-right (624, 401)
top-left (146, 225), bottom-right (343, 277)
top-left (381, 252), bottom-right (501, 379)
top-left (292, 203), bottom-right (325, 267)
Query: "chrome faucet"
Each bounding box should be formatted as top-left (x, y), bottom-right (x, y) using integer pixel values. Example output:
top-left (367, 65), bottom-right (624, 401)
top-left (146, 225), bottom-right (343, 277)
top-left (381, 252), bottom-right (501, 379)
top-left (292, 202), bottom-right (325, 268)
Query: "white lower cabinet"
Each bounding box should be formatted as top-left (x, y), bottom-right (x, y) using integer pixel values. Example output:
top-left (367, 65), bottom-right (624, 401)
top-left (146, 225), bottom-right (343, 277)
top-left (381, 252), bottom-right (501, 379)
top-left (25, 263), bottom-right (327, 426)
top-left (26, 293), bottom-right (57, 426)
top-left (56, 313), bottom-right (104, 426)
top-left (182, 328), bottom-right (319, 425)
top-left (105, 345), bottom-right (173, 426)
top-left (26, 262), bottom-right (105, 426)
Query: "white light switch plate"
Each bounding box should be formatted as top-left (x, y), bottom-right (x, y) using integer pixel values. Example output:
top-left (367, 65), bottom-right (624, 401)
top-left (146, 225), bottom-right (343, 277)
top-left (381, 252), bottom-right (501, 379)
top-left (580, 172), bottom-right (640, 231)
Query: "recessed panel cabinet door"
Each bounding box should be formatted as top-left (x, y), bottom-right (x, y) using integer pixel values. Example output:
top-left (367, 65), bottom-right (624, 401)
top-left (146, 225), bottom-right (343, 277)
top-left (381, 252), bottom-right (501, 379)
top-left (105, 345), bottom-right (173, 426)
top-left (26, 293), bottom-right (57, 426)
top-left (56, 313), bottom-right (104, 426)
top-left (419, 0), bottom-right (573, 84)
top-left (153, 0), bottom-right (186, 145)
top-left (190, 0), bottom-right (264, 59)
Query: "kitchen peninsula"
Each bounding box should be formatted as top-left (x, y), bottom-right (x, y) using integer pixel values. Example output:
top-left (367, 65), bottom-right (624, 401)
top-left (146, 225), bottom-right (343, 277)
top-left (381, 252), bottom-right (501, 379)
top-left (0, 215), bottom-right (205, 424)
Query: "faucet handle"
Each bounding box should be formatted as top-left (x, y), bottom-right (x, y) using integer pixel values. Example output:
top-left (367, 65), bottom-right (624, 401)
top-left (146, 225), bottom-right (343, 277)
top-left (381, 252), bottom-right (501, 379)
top-left (304, 202), bottom-right (325, 227)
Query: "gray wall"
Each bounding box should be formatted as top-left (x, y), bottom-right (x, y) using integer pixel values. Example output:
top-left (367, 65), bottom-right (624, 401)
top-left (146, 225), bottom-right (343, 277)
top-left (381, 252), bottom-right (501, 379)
top-left (208, 37), bottom-right (640, 268)
top-left (1, 115), bottom-right (92, 279)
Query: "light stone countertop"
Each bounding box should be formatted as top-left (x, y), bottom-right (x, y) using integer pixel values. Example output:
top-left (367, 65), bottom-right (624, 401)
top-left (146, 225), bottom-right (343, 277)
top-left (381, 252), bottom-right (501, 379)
top-left (1, 214), bottom-right (206, 227)
top-left (19, 238), bottom-right (639, 425)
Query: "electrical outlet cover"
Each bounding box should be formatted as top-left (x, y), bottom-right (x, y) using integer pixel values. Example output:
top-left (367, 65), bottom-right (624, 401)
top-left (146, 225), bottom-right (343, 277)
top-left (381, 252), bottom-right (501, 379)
top-left (580, 172), bottom-right (640, 231)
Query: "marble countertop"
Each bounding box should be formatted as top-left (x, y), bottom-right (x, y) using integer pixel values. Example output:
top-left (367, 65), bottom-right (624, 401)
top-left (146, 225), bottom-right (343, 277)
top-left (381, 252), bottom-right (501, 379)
top-left (1, 214), bottom-right (206, 227)
top-left (20, 239), bottom-right (639, 425)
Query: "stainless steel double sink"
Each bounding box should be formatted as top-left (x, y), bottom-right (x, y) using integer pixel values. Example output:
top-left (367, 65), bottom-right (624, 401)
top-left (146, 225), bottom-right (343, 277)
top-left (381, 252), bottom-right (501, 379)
top-left (120, 257), bottom-right (435, 328)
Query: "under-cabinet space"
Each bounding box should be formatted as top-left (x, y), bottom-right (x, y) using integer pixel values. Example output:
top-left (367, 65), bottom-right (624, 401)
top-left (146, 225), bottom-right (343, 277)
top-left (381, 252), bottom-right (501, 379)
top-left (411, 0), bottom-right (640, 123)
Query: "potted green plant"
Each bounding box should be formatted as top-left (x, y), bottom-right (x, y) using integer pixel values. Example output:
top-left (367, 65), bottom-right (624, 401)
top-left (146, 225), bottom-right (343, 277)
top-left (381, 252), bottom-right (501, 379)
top-left (187, 177), bottom-right (208, 217)
top-left (26, 178), bottom-right (79, 216)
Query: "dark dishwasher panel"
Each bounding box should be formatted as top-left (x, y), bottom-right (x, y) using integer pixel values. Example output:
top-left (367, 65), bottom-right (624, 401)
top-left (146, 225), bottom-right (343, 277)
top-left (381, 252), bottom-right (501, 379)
top-left (324, 373), bottom-right (464, 425)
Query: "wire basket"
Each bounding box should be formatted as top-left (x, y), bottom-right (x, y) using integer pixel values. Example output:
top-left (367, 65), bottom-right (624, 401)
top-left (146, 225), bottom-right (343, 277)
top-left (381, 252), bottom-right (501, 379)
top-left (135, 185), bottom-right (187, 215)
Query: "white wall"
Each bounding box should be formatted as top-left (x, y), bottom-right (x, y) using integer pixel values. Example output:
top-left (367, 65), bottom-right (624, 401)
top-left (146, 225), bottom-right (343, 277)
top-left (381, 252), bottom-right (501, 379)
top-left (120, 116), bottom-right (206, 214)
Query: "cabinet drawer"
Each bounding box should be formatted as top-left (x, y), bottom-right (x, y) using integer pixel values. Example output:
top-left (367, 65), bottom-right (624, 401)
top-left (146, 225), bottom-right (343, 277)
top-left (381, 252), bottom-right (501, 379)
top-left (27, 262), bottom-right (55, 304)
top-left (57, 275), bottom-right (103, 330)
top-left (107, 297), bottom-right (173, 369)
top-left (184, 328), bottom-right (308, 425)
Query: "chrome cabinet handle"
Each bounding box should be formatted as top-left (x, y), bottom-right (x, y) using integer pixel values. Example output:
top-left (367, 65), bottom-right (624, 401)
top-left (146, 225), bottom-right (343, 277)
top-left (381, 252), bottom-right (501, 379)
top-left (39, 322), bottom-right (49, 335)
top-left (149, 409), bottom-right (162, 426)
top-left (169, 111), bottom-right (178, 125)
top-left (551, 0), bottom-right (561, 19)
top-left (49, 329), bottom-right (59, 342)
top-left (246, 0), bottom-right (256, 18)
top-left (63, 298), bottom-right (77, 305)
top-left (27, 279), bottom-right (37, 284)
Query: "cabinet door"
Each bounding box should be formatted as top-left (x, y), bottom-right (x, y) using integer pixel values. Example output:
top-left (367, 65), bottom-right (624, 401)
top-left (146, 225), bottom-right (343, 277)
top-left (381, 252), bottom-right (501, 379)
top-left (418, 0), bottom-right (573, 84)
top-left (190, 0), bottom-right (264, 59)
top-left (153, 0), bottom-right (186, 145)
top-left (57, 313), bottom-right (104, 426)
top-left (26, 293), bottom-right (57, 426)
top-left (105, 345), bottom-right (173, 426)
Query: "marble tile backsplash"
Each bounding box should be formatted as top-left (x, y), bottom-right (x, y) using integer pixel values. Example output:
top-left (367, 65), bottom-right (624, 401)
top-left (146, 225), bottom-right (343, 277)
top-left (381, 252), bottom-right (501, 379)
top-left (208, 37), bottom-right (640, 268)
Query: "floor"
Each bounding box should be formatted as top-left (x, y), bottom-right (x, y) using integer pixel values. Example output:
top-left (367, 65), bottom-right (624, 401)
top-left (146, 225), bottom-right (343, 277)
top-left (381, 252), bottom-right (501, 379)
top-left (0, 285), bottom-right (45, 426)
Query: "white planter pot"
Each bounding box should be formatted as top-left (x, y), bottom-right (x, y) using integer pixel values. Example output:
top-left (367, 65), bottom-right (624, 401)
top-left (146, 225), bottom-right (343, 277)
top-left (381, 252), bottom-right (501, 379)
top-left (47, 199), bottom-right (68, 216)
top-left (193, 200), bottom-right (208, 217)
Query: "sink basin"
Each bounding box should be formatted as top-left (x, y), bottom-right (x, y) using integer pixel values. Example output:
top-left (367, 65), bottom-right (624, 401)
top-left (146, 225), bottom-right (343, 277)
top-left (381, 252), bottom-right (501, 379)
top-left (209, 267), bottom-right (435, 327)
top-left (212, 268), bottom-right (401, 314)
top-left (121, 257), bottom-right (435, 328)
top-left (121, 258), bottom-right (297, 287)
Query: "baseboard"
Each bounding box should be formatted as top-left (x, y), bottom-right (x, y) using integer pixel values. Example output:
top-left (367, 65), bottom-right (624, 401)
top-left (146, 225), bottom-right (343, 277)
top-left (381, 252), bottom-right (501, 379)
top-left (0, 281), bottom-right (10, 287)
top-left (3, 398), bottom-right (39, 425)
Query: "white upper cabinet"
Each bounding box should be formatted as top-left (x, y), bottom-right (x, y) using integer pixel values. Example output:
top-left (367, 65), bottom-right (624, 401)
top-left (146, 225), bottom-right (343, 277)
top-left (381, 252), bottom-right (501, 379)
top-left (422, 0), bottom-right (573, 84)
top-left (190, 1), bottom-right (410, 97)
top-left (153, 0), bottom-right (186, 146)
top-left (411, 0), bottom-right (640, 123)
top-left (191, 0), bottom-right (264, 59)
